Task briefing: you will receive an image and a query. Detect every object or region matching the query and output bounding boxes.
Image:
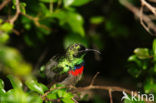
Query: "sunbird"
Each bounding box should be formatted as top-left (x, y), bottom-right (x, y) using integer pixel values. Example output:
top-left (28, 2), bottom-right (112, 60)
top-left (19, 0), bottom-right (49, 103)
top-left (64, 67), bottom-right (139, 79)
top-left (44, 43), bottom-right (100, 86)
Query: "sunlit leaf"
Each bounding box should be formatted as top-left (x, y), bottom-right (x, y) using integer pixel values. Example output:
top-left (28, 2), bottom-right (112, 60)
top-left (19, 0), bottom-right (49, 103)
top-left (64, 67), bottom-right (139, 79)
top-left (153, 39), bottom-right (156, 61)
top-left (63, 0), bottom-right (74, 7)
top-left (0, 89), bottom-right (28, 103)
top-left (25, 80), bottom-right (48, 94)
top-left (90, 16), bottom-right (104, 24)
top-left (0, 33), bottom-right (10, 43)
top-left (7, 75), bottom-right (23, 89)
top-left (134, 48), bottom-right (150, 59)
top-left (0, 79), bottom-right (4, 89)
top-left (72, 0), bottom-right (91, 6)
top-left (52, 11), bottom-right (85, 36)
top-left (61, 98), bottom-right (74, 103)
top-left (0, 23), bottom-right (13, 32)
top-left (20, 2), bottom-right (27, 14)
top-left (40, 0), bottom-right (58, 3)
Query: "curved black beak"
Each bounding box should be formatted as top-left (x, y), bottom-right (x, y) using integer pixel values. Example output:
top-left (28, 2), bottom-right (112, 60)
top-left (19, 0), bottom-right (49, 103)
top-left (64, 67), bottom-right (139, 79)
top-left (79, 48), bottom-right (101, 54)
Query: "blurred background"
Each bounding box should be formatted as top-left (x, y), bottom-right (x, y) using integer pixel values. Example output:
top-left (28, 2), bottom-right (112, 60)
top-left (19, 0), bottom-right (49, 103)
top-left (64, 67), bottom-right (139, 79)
top-left (0, 0), bottom-right (155, 103)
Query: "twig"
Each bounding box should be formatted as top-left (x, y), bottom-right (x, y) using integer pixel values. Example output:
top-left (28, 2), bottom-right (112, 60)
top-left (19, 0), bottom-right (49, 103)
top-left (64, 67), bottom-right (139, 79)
top-left (0, 0), bottom-right (11, 11)
top-left (21, 13), bottom-right (51, 31)
top-left (41, 72), bottom-right (153, 103)
top-left (141, 0), bottom-right (156, 16)
top-left (49, 0), bottom-right (53, 13)
top-left (109, 89), bottom-right (113, 103)
top-left (90, 72), bottom-right (99, 86)
top-left (9, 0), bottom-right (20, 24)
top-left (5, 0), bottom-right (50, 30)
top-left (149, 0), bottom-right (156, 3)
top-left (72, 97), bottom-right (79, 103)
top-left (120, 0), bottom-right (156, 35)
top-left (12, 29), bottom-right (20, 35)
top-left (41, 86), bottom-right (65, 99)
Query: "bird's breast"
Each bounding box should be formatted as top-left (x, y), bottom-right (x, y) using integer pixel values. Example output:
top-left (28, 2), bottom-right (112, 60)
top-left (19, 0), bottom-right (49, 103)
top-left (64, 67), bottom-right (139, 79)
top-left (68, 63), bottom-right (84, 76)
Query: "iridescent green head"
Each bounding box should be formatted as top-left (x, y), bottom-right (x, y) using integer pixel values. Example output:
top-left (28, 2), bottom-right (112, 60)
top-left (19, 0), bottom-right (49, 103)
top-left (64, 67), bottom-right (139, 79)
top-left (66, 43), bottom-right (86, 60)
top-left (58, 43), bottom-right (101, 73)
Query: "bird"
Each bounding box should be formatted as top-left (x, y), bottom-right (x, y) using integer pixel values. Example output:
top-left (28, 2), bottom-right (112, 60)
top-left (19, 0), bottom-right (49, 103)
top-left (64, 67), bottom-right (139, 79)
top-left (44, 43), bottom-right (100, 86)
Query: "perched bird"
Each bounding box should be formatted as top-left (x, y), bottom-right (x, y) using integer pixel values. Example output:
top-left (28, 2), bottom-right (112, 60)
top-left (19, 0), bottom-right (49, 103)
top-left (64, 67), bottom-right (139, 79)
top-left (44, 43), bottom-right (100, 86)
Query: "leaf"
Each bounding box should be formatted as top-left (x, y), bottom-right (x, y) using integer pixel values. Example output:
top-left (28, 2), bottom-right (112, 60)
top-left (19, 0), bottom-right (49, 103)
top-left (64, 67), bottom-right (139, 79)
top-left (0, 88), bottom-right (6, 94)
top-left (72, 0), bottom-right (91, 6)
top-left (47, 91), bottom-right (58, 99)
top-left (7, 75), bottom-right (23, 89)
top-left (25, 80), bottom-right (48, 94)
top-left (0, 33), bottom-right (10, 43)
top-left (0, 89), bottom-right (28, 103)
top-left (134, 48), bottom-right (150, 59)
top-left (52, 11), bottom-right (85, 36)
top-left (61, 98), bottom-right (74, 103)
top-left (27, 94), bottom-right (43, 103)
top-left (0, 79), bottom-right (4, 89)
top-left (40, 0), bottom-right (58, 3)
top-left (63, 0), bottom-right (74, 7)
top-left (20, 2), bottom-right (27, 14)
top-left (0, 79), bottom-right (5, 94)
top-left (0, 23), bottom-right (13, 32)
top-left (153, 39), bottom-right (156, 61)
top-left (90, 16), bottom-right (104, 24)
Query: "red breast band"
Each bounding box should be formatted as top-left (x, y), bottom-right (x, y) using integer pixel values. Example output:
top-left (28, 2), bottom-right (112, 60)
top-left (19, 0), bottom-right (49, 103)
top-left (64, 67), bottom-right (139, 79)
top-left (68, 66), bottom-right (84, 76)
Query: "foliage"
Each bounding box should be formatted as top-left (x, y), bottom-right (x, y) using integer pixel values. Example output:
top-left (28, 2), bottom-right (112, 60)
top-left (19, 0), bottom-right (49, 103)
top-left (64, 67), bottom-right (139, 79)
top-left (0, 0), bottom-right (155, 103)
top-left (0, 0), bottom-right (91, 102)
top-left (0, 76), bottom-right (74, 103)
top-left (127, 39), bottom-right (156, 101)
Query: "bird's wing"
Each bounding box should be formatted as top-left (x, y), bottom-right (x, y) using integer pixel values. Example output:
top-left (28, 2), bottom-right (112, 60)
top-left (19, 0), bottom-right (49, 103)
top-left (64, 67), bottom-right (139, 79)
top-left (44, 56), bottom-right (69, 85)
top-left (44, 56), bottom-right (59, 79)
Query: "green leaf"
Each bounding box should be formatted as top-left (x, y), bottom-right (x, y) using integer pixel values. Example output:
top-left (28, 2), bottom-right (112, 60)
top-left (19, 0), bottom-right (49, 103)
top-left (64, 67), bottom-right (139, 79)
top-left (20, 2), bottom-right (27, 14)
top-left (25, 80), bottom-right (48, 94)
top-left (63, 0), bottom-right (74, 7)
top-left (90, 16), bottom-right (104, 24)
top-left (27, 94), bottom-right (43, 103)
top-left (61, 98), bottom-right (74, 103)
top-left (72, 0), bottom-right (91, 6)
top-left (52, 11), bottom-right (85, 36)
top-left (0, 88), bottom-right (6, 94)
top-left (0, 89), bottom-right (28, 103)
top-left (7, 75), bottom-right (23, 89)
top-left (128, 66), bottom-right (141, 78)
top-left (134, 48), bottom-right (150, 59)
top-left (144, 78), bottom-right (156, 93)
top-left (0, 79), bottom-right (4, 89)
top-left (40, 0), bottom-right (58, 3)
top-left (47, 91), bottom-right (58, 99)
top-left (0, 79), bottom-right (6, 94)
top-left (0, 23), bottom-right (13, 32)
top-left (0, 33), bottom-right (10, 43)
top-left (153, 39), bottom-right (156, 61)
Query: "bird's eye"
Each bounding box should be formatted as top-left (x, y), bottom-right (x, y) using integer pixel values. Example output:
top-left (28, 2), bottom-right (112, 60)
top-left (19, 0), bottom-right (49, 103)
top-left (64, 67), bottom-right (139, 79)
top-left (75, 44), bottom-right (78, 47)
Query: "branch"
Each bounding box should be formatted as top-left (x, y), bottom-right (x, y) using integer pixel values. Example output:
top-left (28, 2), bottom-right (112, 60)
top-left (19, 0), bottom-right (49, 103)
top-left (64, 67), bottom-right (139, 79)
top-left (109, 89), bottom-right (113, 103)
top-left (120, 0), bottom-right (156, 35)
top-left (141, 0), bottom-right (156, 16)
top-left (90, 72), bottom-right (99, 86)
top-left (0, 0), bottom-right (11, 11)
top-left (6, 0), bottom-right (50, 31)
top-left (42, 72), bottom-right (153, 103)
top-left (21, 13), bottom-right (51, 31)
top-left (9, 0), bottom-right (20, 24)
